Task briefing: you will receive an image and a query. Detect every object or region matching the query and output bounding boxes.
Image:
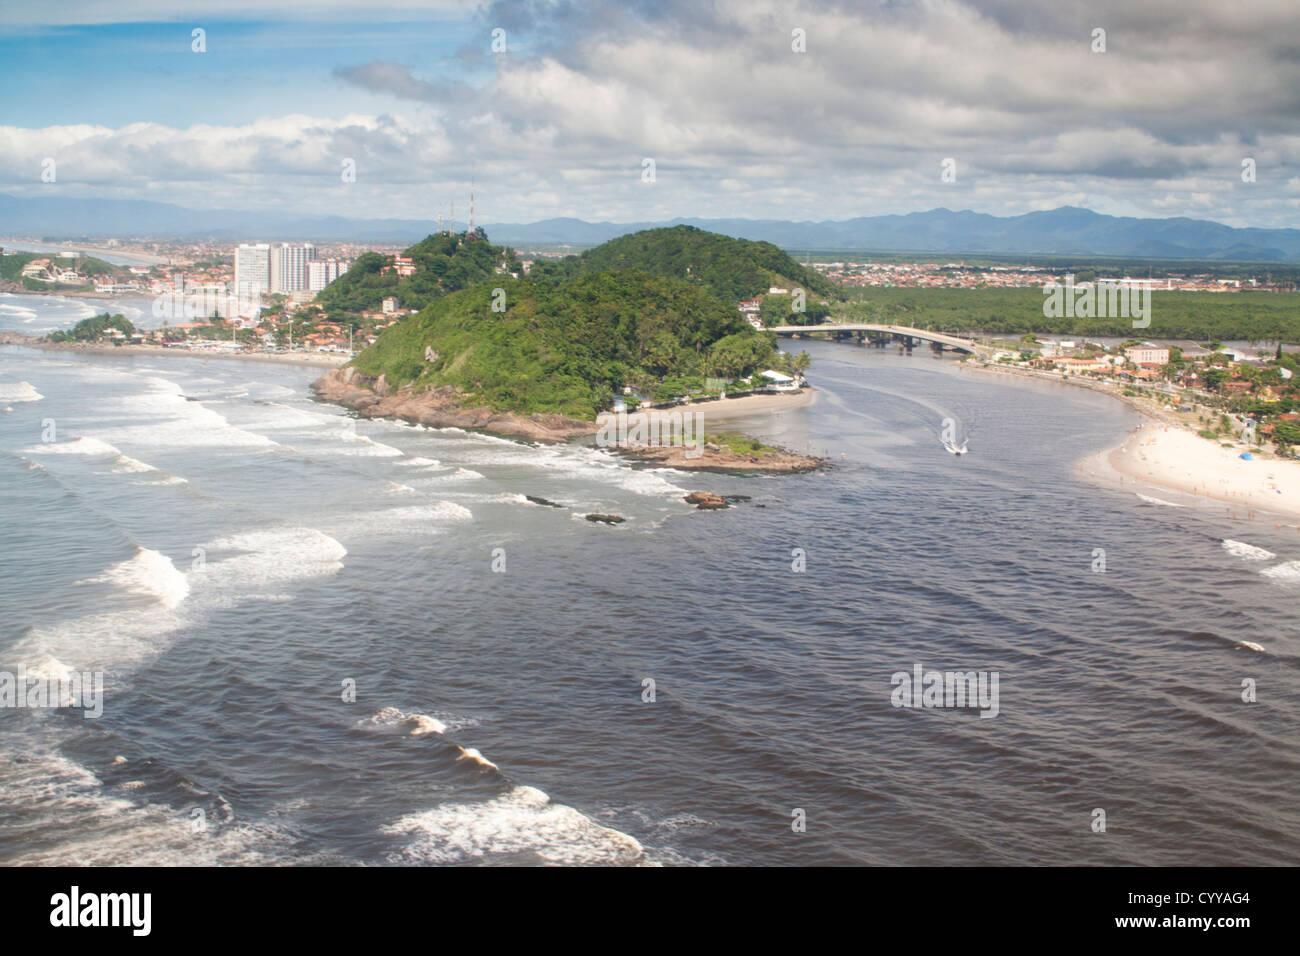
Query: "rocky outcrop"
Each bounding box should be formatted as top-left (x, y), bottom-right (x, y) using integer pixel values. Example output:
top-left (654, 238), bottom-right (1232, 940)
top-left (617, 443), bottom-right (825, 474)
top-left (684, 492), bottom-right (729, 510)
top-left (525, 495), bottom-right (564, 508)
top-left (585, 513), bottom-right (625, 524)
top-left (312, 367), bottom-right (598, 444)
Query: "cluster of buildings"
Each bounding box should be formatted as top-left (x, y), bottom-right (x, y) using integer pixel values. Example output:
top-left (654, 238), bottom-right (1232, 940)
top-left (1004, 339), bottom-right (1295, 397)
top-left (814, 260), bottom-right (1293, 292)
top-left (234, 242), bottom-right (351, 312)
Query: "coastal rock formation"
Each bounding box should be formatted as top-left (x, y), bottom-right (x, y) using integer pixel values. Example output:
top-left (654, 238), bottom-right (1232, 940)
top-left (685, 492), bottom-right (729, 509)
top-left (525, 495), bottom-right (564, 508)
top-left (585, 513), bottom-right (625, 524)
top-left (619, 443), bottom-right (824, 474)
top-left (312, 367), bottom-right (598, 444)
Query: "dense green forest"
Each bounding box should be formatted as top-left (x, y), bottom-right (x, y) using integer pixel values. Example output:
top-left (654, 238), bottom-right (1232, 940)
top-left (315, 229), bottom-right (521, 315)
top-left (838, 286), bottom-right (1300, 341)
top-left (47, 312), bottom-right (136, 342)
top-left (527, 225), bottom-right (836, 302)
top-left (349, 270), bottom-right (786, 419)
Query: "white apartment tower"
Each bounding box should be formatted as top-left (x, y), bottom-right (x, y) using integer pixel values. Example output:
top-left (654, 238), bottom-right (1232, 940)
top-left (307, 259), bottom-right (350, 292)
top-left (234, 243), bottom-right (272, 315)
top-left (271, 242), bottom-right (316, 293)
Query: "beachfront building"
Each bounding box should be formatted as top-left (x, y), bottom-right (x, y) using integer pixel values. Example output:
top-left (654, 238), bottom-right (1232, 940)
top-left (760, 369), bottom-right (801, 392)
top-left (234, 243), bottom-right (272, 316)
top-left (1125, 345), bottom-right (1171, 366)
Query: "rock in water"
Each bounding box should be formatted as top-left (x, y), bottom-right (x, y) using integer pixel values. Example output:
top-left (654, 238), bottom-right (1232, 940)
top-left (526, 495), bottom-right (564, 508)
top-left (684, 492), bottom-right (728, 510)
top-left (585, 513), bottom-right (625, 525)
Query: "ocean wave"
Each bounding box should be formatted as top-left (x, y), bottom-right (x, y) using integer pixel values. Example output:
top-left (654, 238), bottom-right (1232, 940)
top-left (197, 527), bottom-right (348, 594)
top-left (98, 386), bottom-right (280, 451)
top-left (359, 706), bottom-right (448, 736)
top-left (85, 547), bottom-right (190, 609)
top-left (1222, 539), bottom-right (1277, 561)
top-left (1260, 560), bottom-right (1300, 583)
top-left (379, 785), bottom-right (648, 866)
top-left (1136, 493), bottom-right (1183, 507)
top-left (0, 747), bottom-right (306, 866)
top-left (345, 502), bottom-right (474, 532)
top-left (23, 436), bottom-right (122, 457)
top-left (0, 381), bottom-right (43, 403)
top-left (22, 436), bottom-right (187, 485)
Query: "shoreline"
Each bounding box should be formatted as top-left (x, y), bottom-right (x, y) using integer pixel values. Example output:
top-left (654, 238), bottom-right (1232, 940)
top-left (311, 366), bottom-right (823, 471)
top-left (962, 358), bottom-right (1300, 526)
top-left (17, 340), bottom-right (350, 369)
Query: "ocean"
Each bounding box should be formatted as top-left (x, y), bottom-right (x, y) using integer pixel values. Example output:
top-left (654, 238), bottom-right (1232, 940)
top-left (2, 300), bottom-right (1297, 866)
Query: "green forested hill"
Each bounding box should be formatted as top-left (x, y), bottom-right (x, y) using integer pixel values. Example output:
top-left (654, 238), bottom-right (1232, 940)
top-left (348, 270), bottom-right (783, 418)
top-left (527, 225), bottom-right (836, 302)
top-left (315, 229), bottom-right (521, 315)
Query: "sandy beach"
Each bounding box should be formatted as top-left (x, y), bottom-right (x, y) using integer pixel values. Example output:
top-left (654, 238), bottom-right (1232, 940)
top-left (690, 387), bottom-right (817, 426)
top-left (1081, 422), bottom-right (1300, 523)
top-left (965, 360), bottom-right (1300, 525)
top-left (25, 341), bottom-right (350, 369)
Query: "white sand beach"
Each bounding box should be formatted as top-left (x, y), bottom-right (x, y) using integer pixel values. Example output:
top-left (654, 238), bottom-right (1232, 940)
top-left (1082, 421), bottom-right (1300, 523)
top-left (692, 387), bottom-right (816, 426)
top-left (29, 342), bottom-right (350, 369)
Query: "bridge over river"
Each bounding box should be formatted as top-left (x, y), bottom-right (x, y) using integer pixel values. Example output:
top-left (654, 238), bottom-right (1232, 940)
top-left (767, 323), bottom-right (995, 356)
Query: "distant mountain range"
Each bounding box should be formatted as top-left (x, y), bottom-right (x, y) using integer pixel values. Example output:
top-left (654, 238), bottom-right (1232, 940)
top-left (3, 194), bottom-right (1299, 260)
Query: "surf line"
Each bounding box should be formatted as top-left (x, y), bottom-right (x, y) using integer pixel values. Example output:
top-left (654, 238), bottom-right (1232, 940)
top-left (0, 666), bottom-right (104, 718)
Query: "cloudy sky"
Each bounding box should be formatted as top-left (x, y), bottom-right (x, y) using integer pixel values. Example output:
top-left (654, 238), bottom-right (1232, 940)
top-left (1, 0), bottom-right (1298, 228)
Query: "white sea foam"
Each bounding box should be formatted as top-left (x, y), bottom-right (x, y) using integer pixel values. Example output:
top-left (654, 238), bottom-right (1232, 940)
top-left (97, 385), bottom-right (280, 451)
top-left (1222, 539), bottom-right (1276, 561)
top-left (23, 436), bottom-right (122, 457)
top-left (0, 747), bottom-right (302, 866)
top-left (0, 381), bottom-right (43, 403)
top-left (8, 526), bottom-right (347, 677)
top-left (360, 707), bottom-right (448, 736)
top-left (86, 547), bottom-right (190, 609)
top-left (1260, 560), bottom-right (1300, 582)
top-left (380, 785), bottom-right (648, 866)
top-left (197, 528), bottom-right (348, 595)
top-left (1136, 493), bottom-right (1183, 507)
top-left (345, 502), bottom-right (474, 532)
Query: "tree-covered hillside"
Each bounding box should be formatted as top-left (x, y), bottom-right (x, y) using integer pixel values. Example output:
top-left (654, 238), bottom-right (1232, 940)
top-left (348, 270), bottom-right (785, 419)
top-left (528, 225), bottom-right (836, 302)
top-left (315, 229), bottom-right (521, 315)
top-left (47, 312), bottom-right (136, 342)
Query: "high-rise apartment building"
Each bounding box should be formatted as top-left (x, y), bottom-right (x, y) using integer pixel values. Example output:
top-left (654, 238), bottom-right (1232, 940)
top-left (307, 259), bottom-right (350, 292)
top-left (271, 242), bottom-right (316, 293)
top-left (234, 243), bottom-right (271, 315)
